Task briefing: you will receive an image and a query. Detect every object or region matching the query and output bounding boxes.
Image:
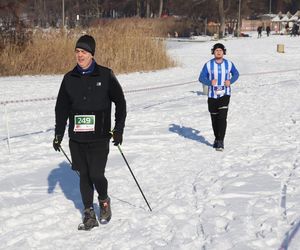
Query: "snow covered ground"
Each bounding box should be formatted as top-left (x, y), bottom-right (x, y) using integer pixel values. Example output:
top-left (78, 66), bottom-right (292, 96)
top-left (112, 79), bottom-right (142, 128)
top-left (1, 33), bottom-right (300, 250)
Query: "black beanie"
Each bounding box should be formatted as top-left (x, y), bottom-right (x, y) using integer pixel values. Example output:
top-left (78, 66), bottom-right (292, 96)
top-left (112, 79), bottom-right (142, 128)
top-left (211, 43), bottom-right (226, 55)
top-left (75, 35), bottom-right (96, 56)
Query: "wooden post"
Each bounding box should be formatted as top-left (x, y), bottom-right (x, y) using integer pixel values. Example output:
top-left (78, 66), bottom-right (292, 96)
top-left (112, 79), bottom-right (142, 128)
top-left (4, 104), bottom-right (11, 154)
top-left (277, 44), bottom-right (284, 53)
top-left (202, 84), bottom-right (208, 95)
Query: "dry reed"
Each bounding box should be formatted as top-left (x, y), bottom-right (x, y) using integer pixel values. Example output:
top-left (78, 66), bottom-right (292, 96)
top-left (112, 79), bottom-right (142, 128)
top-left (0, 18), bottom-right (176, 76)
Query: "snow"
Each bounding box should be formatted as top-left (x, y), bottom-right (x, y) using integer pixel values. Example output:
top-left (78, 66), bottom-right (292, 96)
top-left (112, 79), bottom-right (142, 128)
top-left (1, 34), bottom-right (300, 250)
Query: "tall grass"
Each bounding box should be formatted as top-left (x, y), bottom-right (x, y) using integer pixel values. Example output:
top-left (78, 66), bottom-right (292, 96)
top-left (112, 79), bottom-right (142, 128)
top-left (0, 18), bottom-right (176, 76)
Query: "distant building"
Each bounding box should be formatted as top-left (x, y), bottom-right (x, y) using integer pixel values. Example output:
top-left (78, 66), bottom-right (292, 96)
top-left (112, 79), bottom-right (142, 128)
top-left (241, 11), bottom-right (300, 34)
top-left (241, 14), bottom-right (275, 32)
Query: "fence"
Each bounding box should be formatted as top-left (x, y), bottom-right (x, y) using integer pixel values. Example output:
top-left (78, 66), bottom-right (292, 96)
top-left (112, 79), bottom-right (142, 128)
top-left (2, 67), bottom-right (300, 154)
top-left (0, 79), bottom-right (197, 154)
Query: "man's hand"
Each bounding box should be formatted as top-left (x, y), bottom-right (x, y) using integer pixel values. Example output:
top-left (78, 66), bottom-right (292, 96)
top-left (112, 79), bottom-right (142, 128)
top-left (112, 130), bottom-right (123, 146)
top-left (225, 80), bottom-right (231, 87)
top-left (211, 79), bottom-right (217, 86)
top-left (53, 135), bottom-right (62, 152)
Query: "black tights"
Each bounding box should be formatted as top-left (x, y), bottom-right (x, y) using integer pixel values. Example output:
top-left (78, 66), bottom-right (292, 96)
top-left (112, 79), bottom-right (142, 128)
top-left (208, 95), bottom-right (230, 141)
top-left (210, 109), bottom-right (228, 141)
top-left (69, 139), bottom-right (109, 209)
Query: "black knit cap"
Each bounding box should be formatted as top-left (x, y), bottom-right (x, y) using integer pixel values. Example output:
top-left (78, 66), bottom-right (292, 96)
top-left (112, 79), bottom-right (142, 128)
top-left (211, 43), bottom-right (226, 55)
top-left (75, 35), bottom-right (96, 56)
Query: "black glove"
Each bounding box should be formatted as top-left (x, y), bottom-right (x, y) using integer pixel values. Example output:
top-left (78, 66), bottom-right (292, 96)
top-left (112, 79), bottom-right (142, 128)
top-left (53, 135), bottom-right (62, 152)
top-left (112, 131), bottom-right (123, 146)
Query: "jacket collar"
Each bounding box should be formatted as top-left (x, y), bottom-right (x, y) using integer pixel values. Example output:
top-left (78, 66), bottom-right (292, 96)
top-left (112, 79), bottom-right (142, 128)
top-left (71, 61), bottom-right (101, 77)
top-left (76, 59), bottom-right (95, 75)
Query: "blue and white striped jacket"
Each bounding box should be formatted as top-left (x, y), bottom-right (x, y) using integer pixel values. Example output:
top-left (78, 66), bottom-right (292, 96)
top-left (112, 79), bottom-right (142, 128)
top-left (199, 58), bottom-right (239, 99)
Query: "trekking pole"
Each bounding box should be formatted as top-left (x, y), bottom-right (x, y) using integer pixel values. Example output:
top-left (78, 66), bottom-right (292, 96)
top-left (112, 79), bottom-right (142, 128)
top-left (59, 146), bottom-right (80, 176)
top-left (116, 144), bottom-right (152, 212)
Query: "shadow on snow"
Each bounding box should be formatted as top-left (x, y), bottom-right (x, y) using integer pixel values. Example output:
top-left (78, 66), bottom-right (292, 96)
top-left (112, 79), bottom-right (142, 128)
top-left (190, 90), bottom-right (207, 96)
top-left (47, 161), bottom-right (83, 211)
top-left (169, 124), bottom-right (212, 147)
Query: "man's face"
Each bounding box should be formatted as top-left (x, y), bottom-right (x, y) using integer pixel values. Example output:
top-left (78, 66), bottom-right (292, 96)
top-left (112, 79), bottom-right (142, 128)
top-left (75, 48), bottom-right (93, 69)
top-left (214, 48), bottom-right (224, 59)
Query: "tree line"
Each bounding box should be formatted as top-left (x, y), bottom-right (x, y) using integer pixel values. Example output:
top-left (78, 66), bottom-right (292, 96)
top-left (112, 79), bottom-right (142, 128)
top-left (0, 0), bottom-right (299, 30)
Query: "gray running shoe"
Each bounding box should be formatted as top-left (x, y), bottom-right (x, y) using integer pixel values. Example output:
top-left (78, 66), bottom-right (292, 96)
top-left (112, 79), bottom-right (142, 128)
top-left (99, 197), bottom-right (112, 224)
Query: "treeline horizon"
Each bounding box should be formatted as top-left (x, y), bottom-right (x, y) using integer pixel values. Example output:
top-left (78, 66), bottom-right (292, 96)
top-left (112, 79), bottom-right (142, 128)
top-left (0, 0), bottom-right (299, 29)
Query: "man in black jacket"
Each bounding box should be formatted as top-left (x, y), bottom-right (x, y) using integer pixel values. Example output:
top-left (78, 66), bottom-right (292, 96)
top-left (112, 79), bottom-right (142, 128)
top-left (53, 35), bottom-right (126, 230)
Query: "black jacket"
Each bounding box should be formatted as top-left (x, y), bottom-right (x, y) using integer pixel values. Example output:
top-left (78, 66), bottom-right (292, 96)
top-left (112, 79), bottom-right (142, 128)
top-left (55, 63), bottom-right (126, 142)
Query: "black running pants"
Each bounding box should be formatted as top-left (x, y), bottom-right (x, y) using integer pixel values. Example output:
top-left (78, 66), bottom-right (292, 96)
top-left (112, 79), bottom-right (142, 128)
top-left (69, 139), bottom-right (109, 209)
top-left (208, 95), bottom-right (230, 141)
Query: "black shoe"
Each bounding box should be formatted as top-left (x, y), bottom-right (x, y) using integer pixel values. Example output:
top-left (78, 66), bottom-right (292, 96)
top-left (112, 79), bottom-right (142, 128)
top-left (216, 140), bottom-right (224, 151)
top-left (78, 207), bottom-right (99, 230)
top-left (99, 197), bottom-right (112, 224)
top-left (213, 139), bottom-right (218, 148)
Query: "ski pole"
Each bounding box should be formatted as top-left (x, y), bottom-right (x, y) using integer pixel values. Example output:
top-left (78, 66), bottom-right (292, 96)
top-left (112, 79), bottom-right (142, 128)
top-left (59, 146), bottom-right (80, 176)
top-left (116, 144), bottom-right (152, 212)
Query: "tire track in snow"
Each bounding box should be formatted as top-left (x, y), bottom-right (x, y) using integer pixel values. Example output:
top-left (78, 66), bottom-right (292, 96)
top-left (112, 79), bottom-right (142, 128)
top-left (279, 218), bottom-right (300, 250)
top-left (192, 171), bottom-right (209, 250)
top-left (280, 158), bottom-right (298, 220)
top-left (191, 161), bottom-right (234, 249)
top-left (279, 112), bottom-right (300, 225)
top-left (279, 113), bottom-right (300, 221)
top-left (278, 155), bottom-right (300, 250)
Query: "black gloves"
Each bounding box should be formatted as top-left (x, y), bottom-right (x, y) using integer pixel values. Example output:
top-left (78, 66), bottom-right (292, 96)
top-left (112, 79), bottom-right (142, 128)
top-left (53, 135), bottom-right (62, 151)
top-left (112, 130), bottom-right (123, 146)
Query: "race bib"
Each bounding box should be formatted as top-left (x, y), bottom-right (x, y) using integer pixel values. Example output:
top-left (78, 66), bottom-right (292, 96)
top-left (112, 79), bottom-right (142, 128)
top-left (214, 86), bottom-right (225, 96)
top-left (74, 115), bottom-right (95, 132)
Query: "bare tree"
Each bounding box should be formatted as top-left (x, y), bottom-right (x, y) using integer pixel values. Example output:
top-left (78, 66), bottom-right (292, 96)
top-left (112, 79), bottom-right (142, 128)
top-left (192, 0), bottom-right (231, 37)
top-left (218, 0), bottom-right (231, 37)
top-left (2, 0), bottom-right (299, 30)
top-left (136, 0), bottom-right (141, 16)
top-left (276, 0), bottom-right (292, 12)
top-left (158, 0), bottom-right (163, 17)
top-left (146, 0), bottom-right (151, 17)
